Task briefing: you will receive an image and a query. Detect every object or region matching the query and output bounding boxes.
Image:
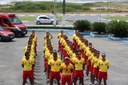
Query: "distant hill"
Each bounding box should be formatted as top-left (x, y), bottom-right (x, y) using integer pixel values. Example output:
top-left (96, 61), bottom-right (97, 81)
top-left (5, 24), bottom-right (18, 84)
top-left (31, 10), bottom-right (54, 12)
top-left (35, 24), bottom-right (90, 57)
top-left (0, 1), bottom-right (128, 13)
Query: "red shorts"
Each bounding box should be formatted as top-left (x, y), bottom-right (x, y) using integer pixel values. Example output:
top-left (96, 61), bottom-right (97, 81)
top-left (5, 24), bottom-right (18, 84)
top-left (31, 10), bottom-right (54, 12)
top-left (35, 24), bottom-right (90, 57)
top-left (98, 72), bottom-right (107, 80)
top-left (50, 71), bottom-right (61, 80)
top-left (86, 60), bottom-right (91, 69)
top-left (45, 60), bottom-right (48, 71)
top-left (61, 75), bottom-right (72, 85)
top-left (93, 68), bottom-right (99, 77)
top-left (90, 65), bottom-right (93, 73)
top-left (22, 70), bottom-right (33, 80)
top-left (74, 70), bottom-right (84, 79)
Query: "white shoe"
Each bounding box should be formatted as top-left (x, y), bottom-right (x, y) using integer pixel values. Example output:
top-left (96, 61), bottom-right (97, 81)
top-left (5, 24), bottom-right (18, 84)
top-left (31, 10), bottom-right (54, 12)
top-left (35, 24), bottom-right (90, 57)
top-left (85, 76), bottom-right (89, 80)
top-left (46, 79), bottom-right (50, 84)
top-left (90, 82), bottom-right (92, 85)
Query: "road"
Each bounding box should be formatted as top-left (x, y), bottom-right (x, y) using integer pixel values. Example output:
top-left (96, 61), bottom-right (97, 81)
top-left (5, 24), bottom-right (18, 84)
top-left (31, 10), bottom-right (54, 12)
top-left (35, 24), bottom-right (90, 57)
top-left (16, 13), bottom-right (128, 26)
top-left (0, 31), bottom-right (128, 85)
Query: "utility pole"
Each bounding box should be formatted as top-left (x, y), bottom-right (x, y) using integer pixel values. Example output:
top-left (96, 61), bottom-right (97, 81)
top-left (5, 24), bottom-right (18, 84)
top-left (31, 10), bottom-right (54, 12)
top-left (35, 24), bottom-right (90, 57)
top-left (54, 0), bottom-right (57, 27)
top-left (62, 0), bottom-right (66, 27)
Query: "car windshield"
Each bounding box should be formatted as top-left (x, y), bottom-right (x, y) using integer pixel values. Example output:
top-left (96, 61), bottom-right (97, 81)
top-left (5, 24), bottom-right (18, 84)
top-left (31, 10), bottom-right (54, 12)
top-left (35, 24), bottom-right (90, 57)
top-left (0, 26), bottom-right (4, 31)
top-left (9, 17), bottom-right (22, 24)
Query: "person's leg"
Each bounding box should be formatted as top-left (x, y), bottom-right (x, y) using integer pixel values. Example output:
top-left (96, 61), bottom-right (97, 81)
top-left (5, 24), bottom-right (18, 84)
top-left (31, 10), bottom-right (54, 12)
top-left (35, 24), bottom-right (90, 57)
top-left (29, 79), bottom-right (34, 85)
top-left (80, 78), bottom-right (84, 85)
top-left (50, 72), bottom-right (54, 85)
top-left (22, 71), bottom-right (27, 85)
top-left (28, 71), bottom-right (34, 85)
top-left (67, 76), bottom-right (72, 85)
top-left (50, 79), bottom-right (53, 85)
top-left (61, 76), bottom-right (66, 85)
top-left (57, 80), bottom-right (60, 85)
top-left (73, 78), bottom-right (77, 85)
top-left (104, 80), bottom-right (107, 85)
top-left (92, 75), bottom-right (95, 84)
top-left (56, 72), bottom-right (60, 85)
top-left (98, 79), bottom-right (102, 85)
top-left (22, 79), bottom-right (27, 85)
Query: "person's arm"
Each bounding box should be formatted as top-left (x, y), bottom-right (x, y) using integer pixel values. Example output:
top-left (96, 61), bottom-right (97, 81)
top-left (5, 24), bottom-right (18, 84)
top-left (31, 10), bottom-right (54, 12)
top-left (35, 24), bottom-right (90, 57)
top-left (107, 61), bottom-right (110, 69)
top-left (22, 64), bottom-right (24, 68)
top-left (83, 63), bottom-right (85, 70)
top-left (48, 65), bottom-right (51, 76)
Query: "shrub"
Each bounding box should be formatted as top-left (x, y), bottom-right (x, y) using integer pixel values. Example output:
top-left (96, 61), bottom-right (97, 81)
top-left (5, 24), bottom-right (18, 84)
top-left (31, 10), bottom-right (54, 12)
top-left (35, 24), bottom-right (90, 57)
top-left (73, 20), bottom-right (91, 32)
top-left (106, 21), bottom-right (128, 37)
top-left (91, 22), bottom-right (106, 34)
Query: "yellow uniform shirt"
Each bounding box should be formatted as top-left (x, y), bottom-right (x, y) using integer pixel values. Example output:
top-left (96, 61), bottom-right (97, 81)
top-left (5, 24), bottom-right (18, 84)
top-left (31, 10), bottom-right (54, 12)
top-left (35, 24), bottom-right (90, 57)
top-left (57, 33), bottom-right (61, 39)
top-left (73, 58), bottom-right (85, 70)
top-left (48, 58), bottom-right (62, 72)
top-left (73, 34), bottom-right (76, 39)
top-left (21, 57), bottom-right (34, 71)
top-left (60, 63), bottom-right (74, 76)
top-left (92, 57), bottom-right (100, 68)
top-left (98, 60), bottom-right (109, 72)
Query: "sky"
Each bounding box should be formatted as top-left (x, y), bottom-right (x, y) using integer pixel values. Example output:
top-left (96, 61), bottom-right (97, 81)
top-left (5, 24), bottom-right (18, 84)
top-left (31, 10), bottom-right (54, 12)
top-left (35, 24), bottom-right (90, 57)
top-left (0, 0), bottom-right (128, 5)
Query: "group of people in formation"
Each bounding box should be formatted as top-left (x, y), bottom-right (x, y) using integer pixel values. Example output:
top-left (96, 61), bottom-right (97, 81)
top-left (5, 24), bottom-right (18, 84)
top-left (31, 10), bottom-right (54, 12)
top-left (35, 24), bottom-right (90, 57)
top-left (43, 30), bottom-right (109, 85)
top-left (21, 30), bottom-right (38, 85)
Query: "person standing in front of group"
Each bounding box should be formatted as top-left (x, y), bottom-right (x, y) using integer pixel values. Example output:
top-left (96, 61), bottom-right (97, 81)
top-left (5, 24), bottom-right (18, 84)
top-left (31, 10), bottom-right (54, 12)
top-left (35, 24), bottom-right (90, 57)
top-left (21, 52), bottom-right (34, 85)
top-left (59, 57), bottom-right (74, 85)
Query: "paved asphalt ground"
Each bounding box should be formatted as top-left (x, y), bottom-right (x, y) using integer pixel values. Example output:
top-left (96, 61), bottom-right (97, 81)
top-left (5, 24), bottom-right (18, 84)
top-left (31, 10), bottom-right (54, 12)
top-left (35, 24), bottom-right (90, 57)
top-left (0, 31), bottom-right (128, 85)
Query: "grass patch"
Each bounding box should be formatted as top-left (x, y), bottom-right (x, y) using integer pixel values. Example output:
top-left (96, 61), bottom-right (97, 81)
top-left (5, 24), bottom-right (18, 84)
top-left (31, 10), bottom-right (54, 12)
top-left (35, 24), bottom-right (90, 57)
top-left (19, 16), bottom-right (36, 21)
top-left (104, 16), bottom-right (128, 21)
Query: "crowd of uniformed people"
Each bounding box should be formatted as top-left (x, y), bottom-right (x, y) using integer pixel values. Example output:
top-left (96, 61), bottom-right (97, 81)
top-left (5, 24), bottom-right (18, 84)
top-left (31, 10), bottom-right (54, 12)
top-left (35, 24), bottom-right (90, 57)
top-left (21, 30), bottom-right (37, 85)
top-left (21, 30), bottom-right (109, 85)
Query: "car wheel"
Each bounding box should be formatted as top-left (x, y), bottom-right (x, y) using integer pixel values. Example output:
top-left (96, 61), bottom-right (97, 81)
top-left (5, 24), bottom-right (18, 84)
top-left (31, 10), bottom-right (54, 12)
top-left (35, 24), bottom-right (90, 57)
top-left (51, 21), bottom-right (54, 25)
top-left (36, 21), bottom-right (41, 25)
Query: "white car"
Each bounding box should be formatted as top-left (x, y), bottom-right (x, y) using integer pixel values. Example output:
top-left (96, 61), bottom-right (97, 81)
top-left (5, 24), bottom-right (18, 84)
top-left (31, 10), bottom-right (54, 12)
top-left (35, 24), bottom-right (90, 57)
top-left (36, 15), bottom-right (58, 25)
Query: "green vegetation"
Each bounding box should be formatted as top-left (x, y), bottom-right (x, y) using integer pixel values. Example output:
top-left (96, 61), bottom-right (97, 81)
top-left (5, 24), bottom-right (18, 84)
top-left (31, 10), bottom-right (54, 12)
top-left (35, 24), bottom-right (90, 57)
top-left (73, 20), bottom-right (128, 37)
top-left (104, 16), bottom-right (128, 21)
top-left (0, 1), bottom-right (128, 13)
top-left (106, 21), bottom-right (128, 37)
top-left (91, 22), bottom-right (106, 34)
top-left (0, 2), bottom-right (92, 13)
top-left (19, 16), bottom-right (36, 21)
top-left (73, 20), bottom-right (91, 32)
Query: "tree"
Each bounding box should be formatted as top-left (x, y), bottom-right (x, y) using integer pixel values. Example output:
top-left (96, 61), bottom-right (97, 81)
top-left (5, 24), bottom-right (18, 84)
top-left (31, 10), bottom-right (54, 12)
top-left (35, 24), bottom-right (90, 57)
top-left (73, 20), bottom-right (91, 32)
top-left (106, 21), bottom-right (128, 37)
top-left (91, 22), bottom-right (106, 34)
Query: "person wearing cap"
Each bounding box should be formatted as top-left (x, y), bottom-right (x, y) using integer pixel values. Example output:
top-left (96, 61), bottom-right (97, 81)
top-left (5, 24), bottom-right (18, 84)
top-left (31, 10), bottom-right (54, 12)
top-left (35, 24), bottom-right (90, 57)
top-left (97, 53), bottom-right (109, 85)
top-left (59, 57), bottom-right (74, 85)
top-left (48, 51), bottom-right (62, 85)
top-left (73, 53), bottom-right (85, 85)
